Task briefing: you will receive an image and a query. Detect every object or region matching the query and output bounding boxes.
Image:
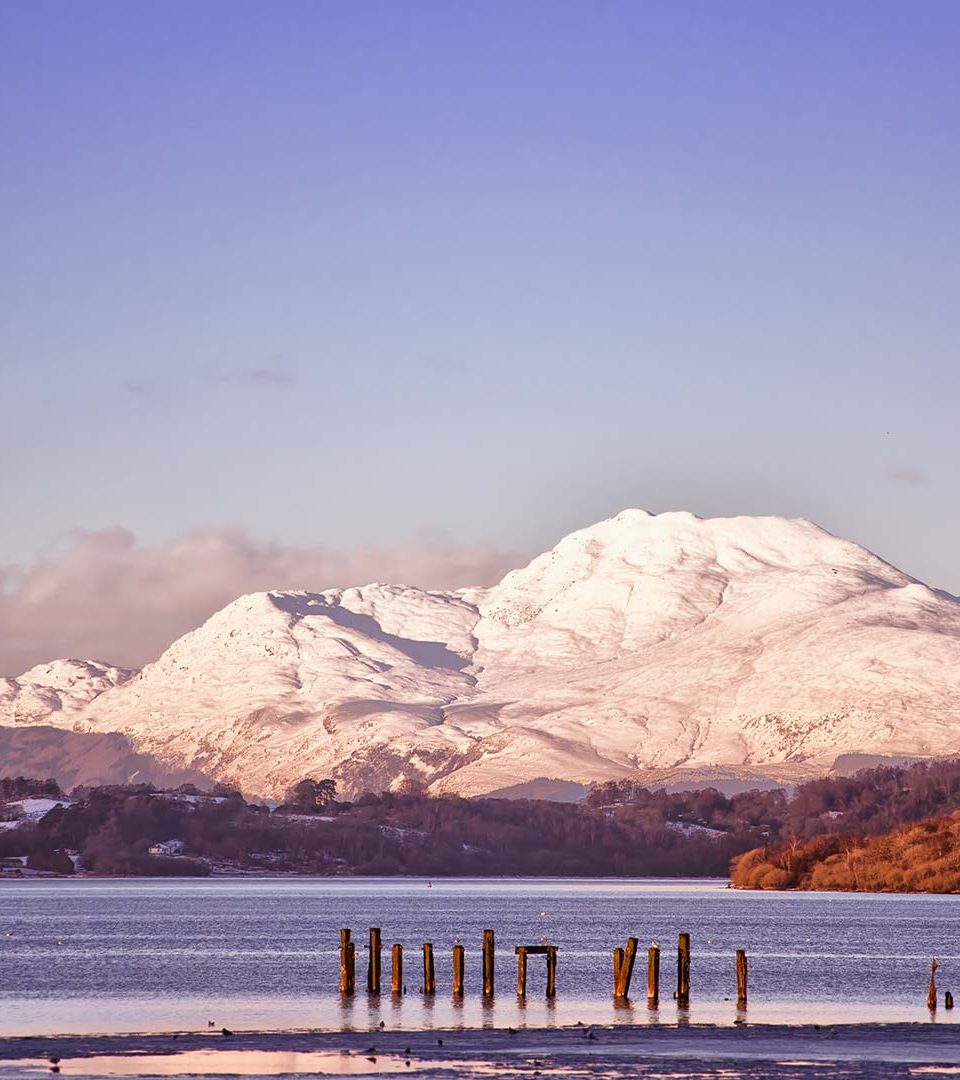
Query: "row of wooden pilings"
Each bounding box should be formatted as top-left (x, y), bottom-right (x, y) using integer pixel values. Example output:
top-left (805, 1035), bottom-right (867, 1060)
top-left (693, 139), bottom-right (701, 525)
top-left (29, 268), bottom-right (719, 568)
top-left (339, 928), bottom-right (748, 1005)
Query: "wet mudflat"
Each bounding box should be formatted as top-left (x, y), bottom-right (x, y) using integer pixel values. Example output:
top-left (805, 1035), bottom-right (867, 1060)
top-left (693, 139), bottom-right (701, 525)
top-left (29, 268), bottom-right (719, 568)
top-left (2, 1023), bottom-right (960, 1079)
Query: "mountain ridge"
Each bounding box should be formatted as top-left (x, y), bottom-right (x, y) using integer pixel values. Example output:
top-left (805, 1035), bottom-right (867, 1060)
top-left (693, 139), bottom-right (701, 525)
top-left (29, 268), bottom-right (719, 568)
top-left (4, 509), bottom-right (960, 798)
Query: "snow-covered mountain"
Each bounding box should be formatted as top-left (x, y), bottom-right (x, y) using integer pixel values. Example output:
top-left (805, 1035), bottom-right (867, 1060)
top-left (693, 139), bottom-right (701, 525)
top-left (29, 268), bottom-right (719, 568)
top-left (1, 660), bottom-right (133, 726)
top-left (5, 510), bottom-right (960, 798)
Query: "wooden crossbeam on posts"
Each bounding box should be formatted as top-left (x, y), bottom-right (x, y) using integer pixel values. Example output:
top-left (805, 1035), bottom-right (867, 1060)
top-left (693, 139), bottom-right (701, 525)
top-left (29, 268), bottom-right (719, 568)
top-left (452, 944), bottom-right (465, 995)
top-left (647, 944), bottom-right (660, 1007)
top-left (677, 932), bottom-right (691, 1006)
top-left (391, 944), bottom-right (403, 994)
top-left (422, 943), bottom-right (436, 994)
top-left (368, 928), bottom-right (382, 994)
top-left (483, 929), bottom-right (495, 996)
top-left (340, 929), bottom-right (355, 994)
top-left (736, 949), bottom-right (748, 1007)
top-left (515, 944), bottom-right (558, 997)
top-left (614, 937), bottom-right (638, 998)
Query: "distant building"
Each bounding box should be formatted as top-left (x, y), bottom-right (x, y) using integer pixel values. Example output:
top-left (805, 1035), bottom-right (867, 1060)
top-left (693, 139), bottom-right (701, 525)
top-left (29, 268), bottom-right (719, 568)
top-left (148, 840), bottom-right (185, 857)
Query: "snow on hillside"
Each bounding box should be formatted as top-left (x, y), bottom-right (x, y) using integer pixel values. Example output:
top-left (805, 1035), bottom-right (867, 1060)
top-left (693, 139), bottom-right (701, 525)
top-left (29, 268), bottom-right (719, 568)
top-left (5, 510), bottom-right (960, 799)
top-left (0, 660), bottom-right (134, 725)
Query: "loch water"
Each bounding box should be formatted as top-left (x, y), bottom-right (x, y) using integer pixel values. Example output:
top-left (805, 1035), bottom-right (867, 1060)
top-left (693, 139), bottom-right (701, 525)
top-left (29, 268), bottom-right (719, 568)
top-left (0, 877), bottom-right (957, 1036)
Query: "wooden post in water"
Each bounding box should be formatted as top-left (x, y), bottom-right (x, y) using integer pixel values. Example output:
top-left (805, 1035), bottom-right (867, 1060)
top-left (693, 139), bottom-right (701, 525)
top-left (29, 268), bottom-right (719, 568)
top-left (928, 958), bottom-right (939, 1010)
top-left (483, 929), bottom-right (495, 996)
top-left (736, 949), bottom-right (748, 1007)
top-left (452, 944), bottom-right (465, 996)
top-left (346, 942), bottom-right (356, 993)
top-left (613, 947), bottom-right (624, 995)
top-left (391, 944), bottom-right (403, 994)
top-left (614, 937), bottom-right (638, 998)
top-left (516, 946), bottom-right (528, 997)
top-left (368, 927), bottom-right (382, 993)
top-left (340, 929), bottom-right (354, 994)
top-left (546, 945), bottom-right (557, 998)
top-left (647, 945), bottom-right (660, 1007)
top-left (677, 933), bottom-right (690, 1006)
top-left (946, 991), bottom-right (954, 1010)
top-left (422, 943), bottom-right (436, 994)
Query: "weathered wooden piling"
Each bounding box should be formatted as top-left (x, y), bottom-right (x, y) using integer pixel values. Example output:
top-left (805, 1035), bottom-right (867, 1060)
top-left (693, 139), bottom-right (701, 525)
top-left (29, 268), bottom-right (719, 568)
top-left (483, 929), bottom-right (495, 996)
top-left (946, 991), bottom-right (954, 1009)
top-left (677, 932), bottom-right (691, 1006)
top-left (613, 947), bottom-right (624, 994)
top-left (928, 958), bottom-right (939, 1010)
top-left (340, 929), bottom-right (355, 994)
top-left (613, 937), bottom-right (638, 998)
top-left (736, 949), bottom-right (748, 1007)
top-left (422, 943), bottom-right (436, 994)
top-left (391, 943), bottom-right (403, 994)
top-left (367, 927), bottom-right (382, 993)
top-left (452, 944), bottom-right (465, 995)
top-left (516, 946), bottom-right (528, 997)
top-left (647, 945), bottom-right (660, 1006)
top-left (546, 945), bottom-right (557, 998)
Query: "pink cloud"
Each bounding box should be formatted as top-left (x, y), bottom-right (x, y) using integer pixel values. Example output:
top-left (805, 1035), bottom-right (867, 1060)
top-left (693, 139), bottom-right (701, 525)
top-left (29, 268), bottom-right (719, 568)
top-left (0, 527), bottom-right (522, 675)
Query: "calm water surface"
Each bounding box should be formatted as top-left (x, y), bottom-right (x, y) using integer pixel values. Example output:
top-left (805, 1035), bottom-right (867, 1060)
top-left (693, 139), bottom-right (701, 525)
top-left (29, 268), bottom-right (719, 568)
top-left (0, 877), bottom-right (957, 1035)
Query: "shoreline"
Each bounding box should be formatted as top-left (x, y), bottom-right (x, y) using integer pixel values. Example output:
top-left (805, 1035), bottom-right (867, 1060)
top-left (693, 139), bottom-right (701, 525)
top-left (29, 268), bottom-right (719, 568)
top-left (3, 1020), bottom-right (960, 1065)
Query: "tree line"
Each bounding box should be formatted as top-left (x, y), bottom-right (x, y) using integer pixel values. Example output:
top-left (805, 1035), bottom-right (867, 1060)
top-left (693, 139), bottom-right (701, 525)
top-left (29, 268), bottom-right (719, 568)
top-left (2, 757), bottom-right (960, 879)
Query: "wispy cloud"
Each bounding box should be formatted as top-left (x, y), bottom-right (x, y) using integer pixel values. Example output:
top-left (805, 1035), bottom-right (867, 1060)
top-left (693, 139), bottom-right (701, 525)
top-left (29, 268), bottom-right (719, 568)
top-left (119, 379), bottom-right (157, 400)
top-left (884, 463), bottom-right (927, 487)
top-left (0, 528), bottom-right (521, 674)
top-left (117, 363), bottom-right (296, 400)
top-left (245, 367), bottom-right (295, 386)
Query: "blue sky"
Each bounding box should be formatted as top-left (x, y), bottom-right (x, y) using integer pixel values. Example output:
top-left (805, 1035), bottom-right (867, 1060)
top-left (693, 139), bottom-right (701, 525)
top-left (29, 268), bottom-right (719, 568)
top-left (2, 0), bottom-right (959, 631)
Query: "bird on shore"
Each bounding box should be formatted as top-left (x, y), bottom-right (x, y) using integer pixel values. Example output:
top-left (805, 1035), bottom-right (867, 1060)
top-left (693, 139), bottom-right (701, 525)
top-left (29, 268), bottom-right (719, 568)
top-left (221, 1027), bottom-right (232, 1037)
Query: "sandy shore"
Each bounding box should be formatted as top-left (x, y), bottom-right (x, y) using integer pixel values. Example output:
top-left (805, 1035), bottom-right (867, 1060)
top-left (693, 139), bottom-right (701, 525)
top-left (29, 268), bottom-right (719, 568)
top-left (2, 1022), bottom-right (960, 1078)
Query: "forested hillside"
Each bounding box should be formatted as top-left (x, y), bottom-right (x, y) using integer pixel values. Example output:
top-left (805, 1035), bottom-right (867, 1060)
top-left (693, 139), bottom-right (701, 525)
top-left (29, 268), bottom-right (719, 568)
top-left (2, 758), bottom-right (960, 878)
